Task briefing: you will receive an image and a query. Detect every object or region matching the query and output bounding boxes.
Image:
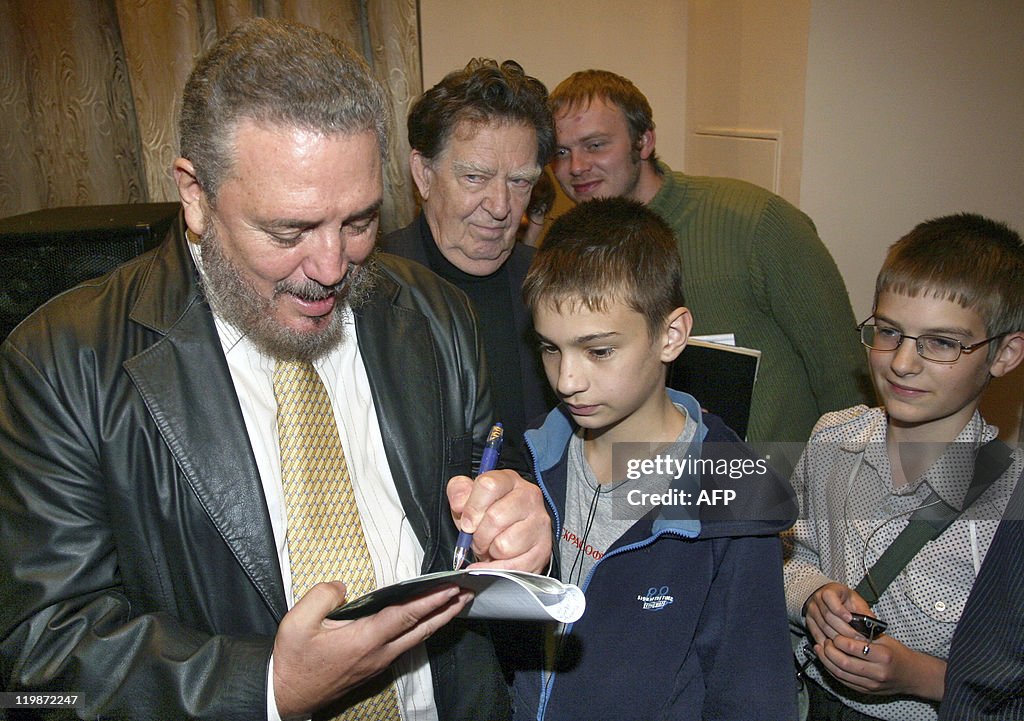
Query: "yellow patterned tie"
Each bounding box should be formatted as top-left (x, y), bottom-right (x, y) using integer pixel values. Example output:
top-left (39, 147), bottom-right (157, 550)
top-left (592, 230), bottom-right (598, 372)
top-left (274, 361), bottom-right (401, 720)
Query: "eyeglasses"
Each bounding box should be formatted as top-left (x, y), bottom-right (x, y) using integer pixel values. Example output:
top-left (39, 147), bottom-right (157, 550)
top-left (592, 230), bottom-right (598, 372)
top-left (857, 319), bottom-right (1003, 363)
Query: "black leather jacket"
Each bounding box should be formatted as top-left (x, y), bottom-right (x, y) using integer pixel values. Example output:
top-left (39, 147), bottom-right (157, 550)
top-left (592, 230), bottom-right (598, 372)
top-left (0, 217), bottom-right (512, 719)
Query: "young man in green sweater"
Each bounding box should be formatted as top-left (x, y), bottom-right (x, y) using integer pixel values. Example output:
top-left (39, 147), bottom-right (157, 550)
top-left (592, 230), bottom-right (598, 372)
top-left (548, 69), bottom-right (871, 447)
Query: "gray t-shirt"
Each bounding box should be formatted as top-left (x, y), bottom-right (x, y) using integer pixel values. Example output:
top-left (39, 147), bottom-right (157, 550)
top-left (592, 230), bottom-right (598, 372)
top-left (559, 405), bottom-right (698, 587)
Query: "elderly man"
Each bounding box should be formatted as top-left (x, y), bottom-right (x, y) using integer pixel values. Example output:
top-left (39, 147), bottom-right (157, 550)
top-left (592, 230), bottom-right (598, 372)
top-left (0, 19), bottom-right (550, 721)
top-left (380, 59), bottom-right (556, 444)
top-left (548, 69), bottom-right (871, 445)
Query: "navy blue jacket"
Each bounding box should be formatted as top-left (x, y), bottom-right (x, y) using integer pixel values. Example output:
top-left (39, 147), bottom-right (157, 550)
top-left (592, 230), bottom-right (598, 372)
top-left (939, 466), bottom-right (1024, 721)
top-left (511, 390), bottom-right (799, 721)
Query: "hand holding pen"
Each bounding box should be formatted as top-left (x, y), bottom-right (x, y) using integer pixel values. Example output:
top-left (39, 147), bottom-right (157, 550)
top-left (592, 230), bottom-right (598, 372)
top-left (452, 423), bottom-right (504, 570)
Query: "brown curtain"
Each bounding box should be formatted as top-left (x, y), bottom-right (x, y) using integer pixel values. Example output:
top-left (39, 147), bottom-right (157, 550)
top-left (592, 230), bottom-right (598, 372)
top-left (0, 0), bottom-right (421, 233)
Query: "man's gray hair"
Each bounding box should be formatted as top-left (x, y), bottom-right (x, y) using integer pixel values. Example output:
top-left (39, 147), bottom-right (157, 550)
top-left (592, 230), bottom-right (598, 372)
top-left (178, 18), bottom-right (392, 205)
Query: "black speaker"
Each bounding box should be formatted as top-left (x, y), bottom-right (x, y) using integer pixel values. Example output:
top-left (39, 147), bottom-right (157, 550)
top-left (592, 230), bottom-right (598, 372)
top-left (0, 202), bottom-right (179, 339)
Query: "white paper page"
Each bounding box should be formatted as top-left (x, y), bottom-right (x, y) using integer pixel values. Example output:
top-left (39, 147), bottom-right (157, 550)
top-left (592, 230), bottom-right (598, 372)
top-left (691, 333), bottom-right (736, 346)
top-left (458, 570), bottom-right (586, 623)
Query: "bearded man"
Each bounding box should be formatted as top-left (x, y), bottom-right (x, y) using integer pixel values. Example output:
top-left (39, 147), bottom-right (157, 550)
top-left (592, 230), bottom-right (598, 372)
top-left (0, 18), bottom-right (550, 721)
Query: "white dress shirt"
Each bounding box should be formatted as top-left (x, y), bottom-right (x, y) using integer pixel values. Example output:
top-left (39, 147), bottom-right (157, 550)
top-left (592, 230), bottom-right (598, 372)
top-left (191, 243), bottom-right (437, 721)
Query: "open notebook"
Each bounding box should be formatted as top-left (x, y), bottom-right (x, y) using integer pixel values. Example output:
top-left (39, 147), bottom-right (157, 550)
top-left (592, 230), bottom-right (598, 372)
top-left (328, 569), bottom-right (585, 624)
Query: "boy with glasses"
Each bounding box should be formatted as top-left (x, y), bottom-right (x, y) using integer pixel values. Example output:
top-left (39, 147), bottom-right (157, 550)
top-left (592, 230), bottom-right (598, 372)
top-left (784, 213), bottom-right (1024, 720)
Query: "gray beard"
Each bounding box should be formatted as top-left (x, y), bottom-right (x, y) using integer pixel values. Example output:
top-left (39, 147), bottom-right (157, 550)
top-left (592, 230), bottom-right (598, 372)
top-left (196, 223), bottom-right (379, 362)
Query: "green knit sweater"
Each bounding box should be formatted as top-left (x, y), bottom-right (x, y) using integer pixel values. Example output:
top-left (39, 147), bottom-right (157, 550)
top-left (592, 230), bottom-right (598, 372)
top-left (648, 162), bottom-right (871, 444)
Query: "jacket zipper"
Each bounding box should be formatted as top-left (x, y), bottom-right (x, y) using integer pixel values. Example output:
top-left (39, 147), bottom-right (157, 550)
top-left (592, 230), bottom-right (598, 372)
top-left (527, 430), bottom-right (691, 719)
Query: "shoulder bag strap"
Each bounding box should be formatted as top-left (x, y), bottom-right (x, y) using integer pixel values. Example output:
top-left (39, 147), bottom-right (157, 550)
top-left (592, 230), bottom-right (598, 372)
top-left (855, 439), bottom-right (1012, 606)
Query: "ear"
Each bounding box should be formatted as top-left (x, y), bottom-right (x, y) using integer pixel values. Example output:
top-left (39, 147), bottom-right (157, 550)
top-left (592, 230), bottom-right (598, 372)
top-left (410, 150), bottom-right (433, 201)
top-left (173, 157), bottom-right (208, 239)
top-left (989, 332), bottom-right (1024, 378)
top-left (637, 128), bottom-right (656, 161)
top-left (660, 306), bottom-right (692, 363)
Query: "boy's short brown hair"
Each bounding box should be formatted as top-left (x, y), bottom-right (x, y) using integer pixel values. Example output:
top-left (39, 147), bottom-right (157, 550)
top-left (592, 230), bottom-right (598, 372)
top-left (876, 213), bottom-right (1024, 344)
top-left (523, 197), bottom-right (684, 339)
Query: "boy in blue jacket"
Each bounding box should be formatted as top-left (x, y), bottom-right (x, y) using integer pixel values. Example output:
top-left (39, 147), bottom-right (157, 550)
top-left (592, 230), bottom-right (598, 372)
top-left (511, 197), bottom-right (799, 721)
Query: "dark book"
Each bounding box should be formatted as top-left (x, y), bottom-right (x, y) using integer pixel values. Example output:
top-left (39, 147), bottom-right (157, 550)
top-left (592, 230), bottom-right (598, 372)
top-left (668, 339), bottom-right (761, 440)
top-left (328, 569), bottom-right (584, 622)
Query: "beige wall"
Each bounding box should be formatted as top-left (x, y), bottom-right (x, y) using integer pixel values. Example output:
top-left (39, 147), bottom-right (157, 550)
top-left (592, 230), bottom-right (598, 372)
top-left (801, 0), bottom-right (1024, 320)
top-left (800, 0), bottom-right (1024, 438)
top-left (685, 0), bottom-right (811, 205)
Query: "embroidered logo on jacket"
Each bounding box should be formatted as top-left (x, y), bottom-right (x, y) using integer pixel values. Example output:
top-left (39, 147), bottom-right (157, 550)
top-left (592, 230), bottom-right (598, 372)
top-left (637, 586), bottom-right (674, 611)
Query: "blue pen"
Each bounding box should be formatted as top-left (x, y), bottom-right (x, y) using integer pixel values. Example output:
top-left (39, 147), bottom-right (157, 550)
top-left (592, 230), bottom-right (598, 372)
top-left (452, 422), bottom-right (504, 570)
